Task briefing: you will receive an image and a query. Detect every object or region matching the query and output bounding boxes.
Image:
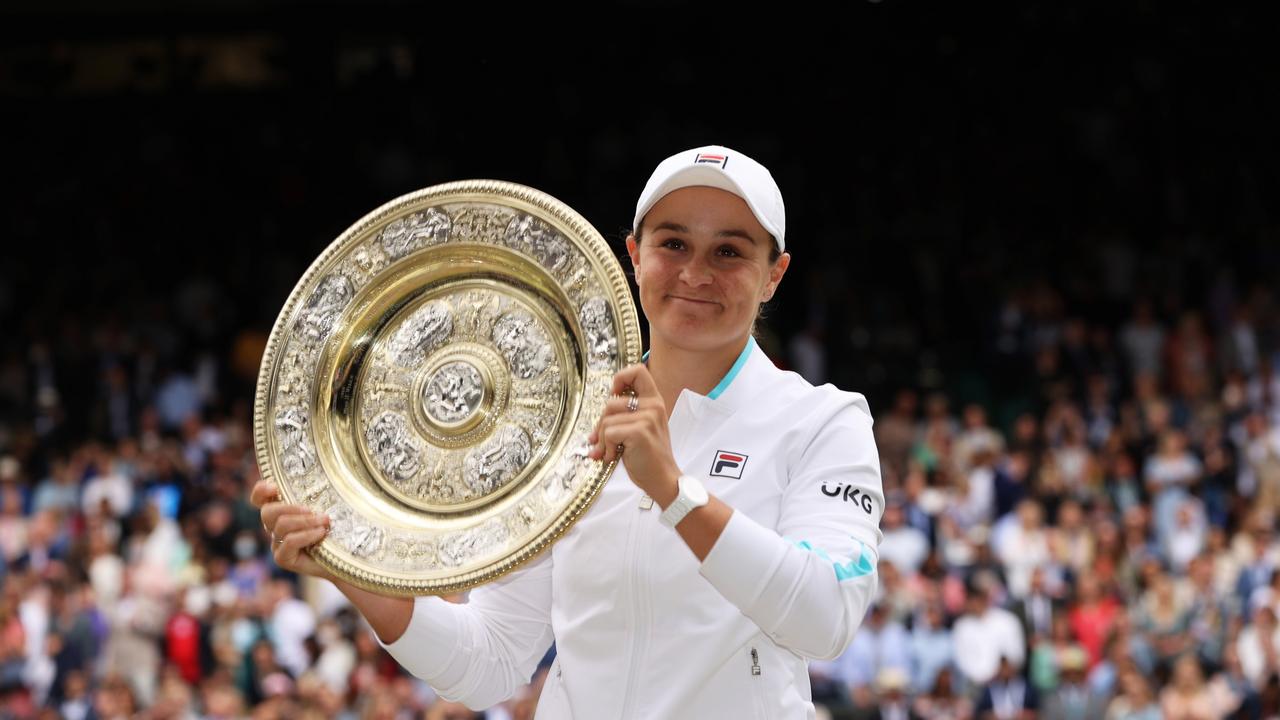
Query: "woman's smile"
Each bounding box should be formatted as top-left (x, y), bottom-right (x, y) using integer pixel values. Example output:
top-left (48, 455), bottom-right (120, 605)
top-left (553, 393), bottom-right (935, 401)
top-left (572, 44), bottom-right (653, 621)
top-left (668, 294), bottom-right (720, 307)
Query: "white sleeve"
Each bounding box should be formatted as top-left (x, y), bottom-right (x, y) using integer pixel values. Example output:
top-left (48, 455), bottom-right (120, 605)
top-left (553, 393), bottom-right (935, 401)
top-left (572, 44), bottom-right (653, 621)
top-left (375, 550), bottom-right (555, 711)
top-left (698, 393), bottom-right (884, 661)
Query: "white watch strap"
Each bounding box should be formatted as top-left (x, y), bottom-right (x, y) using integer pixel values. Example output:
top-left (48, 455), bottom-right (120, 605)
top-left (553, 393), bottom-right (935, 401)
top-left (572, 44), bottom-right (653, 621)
top-left (660, 475), bottom-right (708, 528)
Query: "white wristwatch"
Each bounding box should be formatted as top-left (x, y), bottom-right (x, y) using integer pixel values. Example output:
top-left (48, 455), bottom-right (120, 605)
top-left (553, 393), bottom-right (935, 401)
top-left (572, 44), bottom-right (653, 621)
top-left (659, 474), bottom-right (709, 528)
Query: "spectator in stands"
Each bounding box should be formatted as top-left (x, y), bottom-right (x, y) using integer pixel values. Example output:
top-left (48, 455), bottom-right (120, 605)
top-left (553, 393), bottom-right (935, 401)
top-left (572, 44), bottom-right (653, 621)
top-left (911, 667), bottom-right (972, 720)
top-left (1039, 645), bottom-right (1108, 719)
top-left (831, 603), bottom-right (912, 698)
top-left (1103, 666), bottom-right (1160, 720)
top-left (909, 602), bottom-right (955, 695)
top-left (994, 499), bottom-right (1052, 600)
top-left (974, 655), bottom-right (1037, 720)
top-left (1158, 654), bottom-right (1219, 719)
top-left (953, 583), bottom-right (1025, 689)
top-left (881, 499), bottom-right (931, 575)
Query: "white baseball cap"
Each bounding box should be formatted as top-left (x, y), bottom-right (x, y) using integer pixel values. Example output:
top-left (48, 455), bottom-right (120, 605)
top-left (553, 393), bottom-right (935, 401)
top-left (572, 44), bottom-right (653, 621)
top-left (632, 144), bottom-right (786, 253)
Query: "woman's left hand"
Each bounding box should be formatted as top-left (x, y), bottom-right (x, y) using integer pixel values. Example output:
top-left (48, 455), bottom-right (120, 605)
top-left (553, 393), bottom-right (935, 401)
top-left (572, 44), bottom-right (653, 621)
top-left (587, 363), bottom-right (681, 502)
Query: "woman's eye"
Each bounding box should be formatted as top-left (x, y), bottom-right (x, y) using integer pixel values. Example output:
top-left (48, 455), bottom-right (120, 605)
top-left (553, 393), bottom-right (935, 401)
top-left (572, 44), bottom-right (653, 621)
top-left (718, 246), bottom-right (740, 257)
top-left (661, 238), bottom-right (684, 249)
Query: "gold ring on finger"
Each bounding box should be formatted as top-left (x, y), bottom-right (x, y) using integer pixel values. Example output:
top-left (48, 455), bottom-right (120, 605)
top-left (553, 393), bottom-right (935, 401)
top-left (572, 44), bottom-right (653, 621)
top-left (626, 393), bottom-right (639, 412)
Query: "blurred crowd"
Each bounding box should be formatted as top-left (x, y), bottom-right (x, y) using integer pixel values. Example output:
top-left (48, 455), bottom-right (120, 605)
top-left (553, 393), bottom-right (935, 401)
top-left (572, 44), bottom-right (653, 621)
top-left (0, 319), bottom-right (553, 715)
top-left (805, 285), bottom-right (1280, 719)
top-left (0, 264), bottom-right (1277, 719)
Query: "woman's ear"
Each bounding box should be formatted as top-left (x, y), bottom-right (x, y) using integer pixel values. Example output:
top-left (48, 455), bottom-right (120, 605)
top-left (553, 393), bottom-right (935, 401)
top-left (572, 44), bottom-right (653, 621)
top-left (762, 251), bottom-right (790, 302)
top-left (625, 234), bottom-right (640, 277)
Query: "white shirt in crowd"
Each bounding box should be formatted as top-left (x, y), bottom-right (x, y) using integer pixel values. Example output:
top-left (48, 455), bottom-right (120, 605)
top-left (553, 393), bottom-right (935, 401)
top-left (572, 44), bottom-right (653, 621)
top-left (270, 596), bottom-right (317, 679)
top-left (951, 605), bottom-right (1026, 685)
top-left (1237, 620), bottom-right (1280, 687)
top-left (879, 525), bottom-right (930, 575)
top-left (81, 470), bottom-right (133, 518)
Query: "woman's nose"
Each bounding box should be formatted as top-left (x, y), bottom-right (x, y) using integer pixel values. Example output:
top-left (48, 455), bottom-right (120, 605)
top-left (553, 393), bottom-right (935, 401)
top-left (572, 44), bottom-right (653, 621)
top-left (679, 254), bottom-right (713, 286)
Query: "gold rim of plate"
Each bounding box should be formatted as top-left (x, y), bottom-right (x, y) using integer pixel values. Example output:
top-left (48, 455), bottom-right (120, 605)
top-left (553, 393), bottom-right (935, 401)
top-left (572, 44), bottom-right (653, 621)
top-left (252, 180), bottom-right (641, 596)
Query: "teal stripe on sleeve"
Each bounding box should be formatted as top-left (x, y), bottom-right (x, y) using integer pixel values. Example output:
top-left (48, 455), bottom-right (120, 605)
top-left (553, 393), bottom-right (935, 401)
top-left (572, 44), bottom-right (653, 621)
top-left (790, 538), bottom-right (876, 581)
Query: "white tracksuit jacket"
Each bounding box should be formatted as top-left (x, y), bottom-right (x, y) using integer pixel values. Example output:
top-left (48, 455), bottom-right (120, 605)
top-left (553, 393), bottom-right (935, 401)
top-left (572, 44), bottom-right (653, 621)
top-left (377, 336), bottom-right (885, 719)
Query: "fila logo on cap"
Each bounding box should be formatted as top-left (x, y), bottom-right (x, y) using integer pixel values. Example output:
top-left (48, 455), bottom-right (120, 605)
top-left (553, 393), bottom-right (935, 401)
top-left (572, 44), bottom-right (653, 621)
top-left (694, 152), bottom-right (728, 169)
top-left (710, 450), bottom-right (748, 479)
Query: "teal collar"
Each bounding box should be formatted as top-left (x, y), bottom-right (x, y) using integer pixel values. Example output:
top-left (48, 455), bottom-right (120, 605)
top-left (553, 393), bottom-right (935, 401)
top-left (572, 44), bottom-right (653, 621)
top-left (639, 336), bottom-right (756, 400)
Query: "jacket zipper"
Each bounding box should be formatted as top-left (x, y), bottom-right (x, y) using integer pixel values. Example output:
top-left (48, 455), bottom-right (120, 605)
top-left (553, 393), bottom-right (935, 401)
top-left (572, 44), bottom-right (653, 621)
top-left (549, 660), bottom-right (572, 718)
top-left (620, 395), bottom-right (690, 718)
top-left (618, 500), bottom-right (652, 718)
top-left (749, 645), bottom-right (766, 720)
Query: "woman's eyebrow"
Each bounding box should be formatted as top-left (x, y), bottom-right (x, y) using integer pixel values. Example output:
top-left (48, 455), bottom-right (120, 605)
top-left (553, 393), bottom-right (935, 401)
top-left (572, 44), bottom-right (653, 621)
top-left (651, 221), bottom-right (758, 245)
top-left (715, 229), bottom-right (758, 245)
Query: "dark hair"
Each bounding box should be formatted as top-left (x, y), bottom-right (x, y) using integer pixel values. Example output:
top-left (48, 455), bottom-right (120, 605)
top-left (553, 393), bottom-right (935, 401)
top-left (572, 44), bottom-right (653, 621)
top-left (633, 218), bottom-right (782, 265)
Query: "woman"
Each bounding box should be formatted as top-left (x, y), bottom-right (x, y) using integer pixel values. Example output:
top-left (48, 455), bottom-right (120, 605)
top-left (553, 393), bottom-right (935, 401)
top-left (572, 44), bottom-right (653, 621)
top-left (1066, 573), bottom-right (1120, 668)
top-left (1104, 665), bottom-right (1160, 720)
top-left (1133, 568), bottom-right (1193, 673)
top-left (912, 667), bottom-right (973, 720)
top-left (252, 144), bottom-right (886, 718)
top-left (1159, 654), bottom-right (1219, 720)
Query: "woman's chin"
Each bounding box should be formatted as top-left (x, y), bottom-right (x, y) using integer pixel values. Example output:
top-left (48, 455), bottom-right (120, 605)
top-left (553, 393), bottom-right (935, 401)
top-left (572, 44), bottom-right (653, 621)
top-left (651, 326), bottom-right (741, 353)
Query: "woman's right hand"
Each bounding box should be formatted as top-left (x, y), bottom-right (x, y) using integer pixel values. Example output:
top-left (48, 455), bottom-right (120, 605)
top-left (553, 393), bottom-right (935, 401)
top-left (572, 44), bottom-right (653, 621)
top-left (253, 479), bottom-right (415, 643)
top-left (250, 479), bottom-right (333, 581)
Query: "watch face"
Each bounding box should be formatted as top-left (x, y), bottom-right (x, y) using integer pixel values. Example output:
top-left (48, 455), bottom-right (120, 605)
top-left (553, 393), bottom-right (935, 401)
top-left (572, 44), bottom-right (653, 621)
top-left (662, 476), bottom-right (710, 527)
top-left (680, 475), bottom-right (709, 504)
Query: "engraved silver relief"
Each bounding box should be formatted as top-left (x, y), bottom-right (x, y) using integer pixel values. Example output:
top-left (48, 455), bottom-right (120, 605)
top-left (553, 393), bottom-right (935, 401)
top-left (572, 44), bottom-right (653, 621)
top-left (274, 406), bottom-right (317, 478)
top-left (437, 532), bottom-right (471, 568)
top-left (389, 536), bottom-right (438, 565)
top-left (351, 245), bottom-right (380, 274)
top-left (455, 291), bottom-right (502, 340)
top-left (423, 361), bottom-right (485, 424)
top-left (388, 302), bottom-right (453, 369)
top-left (506, 214), bottom-right (571, 272)
top-left (451, 206), bottom-right (512, 246)
top-left (326, 504), bottom-right (385, 559)
top-left (491, 311), bottom-right (553, 379)
top-left (438, 518), bottom-right (509, 568)
top-left (558, 258), bottom-right (591, 301)
top-left (516, 502), bottom-right (538, 527)
top-left (365, 411), bottom-right (423, 483)
top-left (381, 209), bottom-right (451, 260)
top-left (277, 345), bottom-right (315, 398)
top-left (294, 274), bottom-right (354, 344)
top-left (462, 425), bottom-right (531, 495)
top-left (291, 471), bottom-right (328, 506)
top-left (579, 296), bottom-right (618, 369)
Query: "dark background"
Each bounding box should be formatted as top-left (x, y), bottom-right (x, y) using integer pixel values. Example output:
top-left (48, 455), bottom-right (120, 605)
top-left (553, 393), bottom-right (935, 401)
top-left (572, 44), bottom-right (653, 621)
top-left (3, 0), bottom-right (1277, 434)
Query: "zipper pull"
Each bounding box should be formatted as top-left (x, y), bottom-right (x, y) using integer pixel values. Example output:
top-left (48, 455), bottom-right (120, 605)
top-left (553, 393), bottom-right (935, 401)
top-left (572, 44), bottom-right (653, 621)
top-left (638, 494), bottom-right (654, 510)
top-left (750, 647), bottom-right (761, 676)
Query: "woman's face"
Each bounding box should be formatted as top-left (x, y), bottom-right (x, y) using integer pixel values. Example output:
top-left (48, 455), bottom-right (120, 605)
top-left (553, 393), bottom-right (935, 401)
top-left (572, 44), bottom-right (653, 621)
top-left (626, 186), bottom-right (789, 354)
top-left (1174, 655), bottom-right (1202, 689)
